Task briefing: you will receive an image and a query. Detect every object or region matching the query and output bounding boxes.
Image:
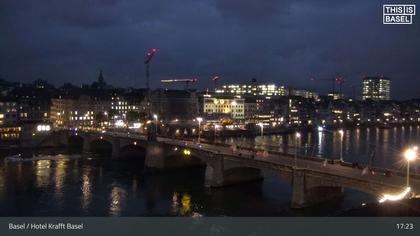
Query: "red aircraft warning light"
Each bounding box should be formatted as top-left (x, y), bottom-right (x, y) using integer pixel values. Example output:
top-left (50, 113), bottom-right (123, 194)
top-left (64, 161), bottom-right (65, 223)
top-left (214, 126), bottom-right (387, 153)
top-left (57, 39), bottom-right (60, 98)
top-left (212, 75), bottom-right (220, 91)
top-left (144, 48), bottom-right (158, 89)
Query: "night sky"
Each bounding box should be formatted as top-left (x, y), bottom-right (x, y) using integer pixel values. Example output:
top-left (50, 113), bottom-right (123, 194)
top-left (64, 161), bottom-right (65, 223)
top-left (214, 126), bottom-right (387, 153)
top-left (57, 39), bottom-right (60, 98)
top-left (1, 0), bottom-right (419, 99)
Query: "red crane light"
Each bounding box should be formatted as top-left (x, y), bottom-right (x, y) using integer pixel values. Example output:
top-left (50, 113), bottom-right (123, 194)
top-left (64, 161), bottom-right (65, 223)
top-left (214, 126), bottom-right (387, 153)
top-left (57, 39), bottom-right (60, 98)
top-left (145, 48), bottom-right (158, 64)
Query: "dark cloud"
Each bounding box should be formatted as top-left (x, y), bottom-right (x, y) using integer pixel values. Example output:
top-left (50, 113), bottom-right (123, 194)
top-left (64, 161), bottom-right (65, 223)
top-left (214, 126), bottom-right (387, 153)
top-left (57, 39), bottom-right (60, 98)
top-left (0, 0), bottom-right (419, 99)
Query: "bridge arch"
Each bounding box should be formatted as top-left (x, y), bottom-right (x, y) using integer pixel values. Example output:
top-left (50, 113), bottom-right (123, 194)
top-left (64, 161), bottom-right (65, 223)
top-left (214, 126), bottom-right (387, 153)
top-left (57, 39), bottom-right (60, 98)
top-left (68, 135), bottom-right (84, 153)
top-left (89, 138), bottom-right (113, 156)
top-left (222, 167), bottom-right (263, 186)
top-left (119, 144), bottom-right (147, 162)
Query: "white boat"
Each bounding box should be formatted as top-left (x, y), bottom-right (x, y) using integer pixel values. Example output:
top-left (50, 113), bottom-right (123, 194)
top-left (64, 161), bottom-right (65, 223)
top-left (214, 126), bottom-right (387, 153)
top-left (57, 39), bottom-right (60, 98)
top-left (4, 154), bottom-right (25, 162)
top-left (4, 154), bottom-right (83, 162)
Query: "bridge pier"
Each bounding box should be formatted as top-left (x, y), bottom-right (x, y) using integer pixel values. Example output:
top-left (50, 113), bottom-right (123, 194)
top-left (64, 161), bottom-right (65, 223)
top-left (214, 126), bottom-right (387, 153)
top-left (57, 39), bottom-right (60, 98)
top-left (57, 130), bottom-right (69, 146)
top-left (291, 168), bottom-right (344, 209)
top-left (145, 141), bottom-right (165, 169)
top-left (82, 136), bottom-right (91, 153)
top-left (111, 137), bottom-right (120, 159)
top-left (204, 158), bottom-right (225, 187)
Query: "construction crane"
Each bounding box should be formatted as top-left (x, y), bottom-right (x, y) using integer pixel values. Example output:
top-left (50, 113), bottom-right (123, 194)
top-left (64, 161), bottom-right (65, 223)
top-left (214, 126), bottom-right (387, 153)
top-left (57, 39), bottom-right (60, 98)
top-left (144, 48), bottom-right (157, 89)
top-left (160, 78), bottom-right (198, 89)
top-left (310, 76), bottom-right (345, 94)
top-left (144, 48), bottom-right (158, 140)
top-left (212, 75), bottom-right (220, 91)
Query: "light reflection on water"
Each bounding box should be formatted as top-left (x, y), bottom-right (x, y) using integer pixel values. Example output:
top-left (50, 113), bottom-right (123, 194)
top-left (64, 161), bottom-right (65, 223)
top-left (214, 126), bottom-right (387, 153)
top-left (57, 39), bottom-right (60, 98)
top-left (36, 160), bottom-right (52, 188)
top-left (81, 170), bottom-right (92, 211)
top-left (54, 160), bottom-right (66, 208)
top-left (109, 185), bottom-right (127, 217)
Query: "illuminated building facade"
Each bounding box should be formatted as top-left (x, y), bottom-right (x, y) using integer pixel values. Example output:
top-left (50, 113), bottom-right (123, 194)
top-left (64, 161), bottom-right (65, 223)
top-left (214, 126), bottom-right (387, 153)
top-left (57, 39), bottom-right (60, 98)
top-left (362, 77), bottom-right (391, 101)
top-left (50, 95), bottom-right (107, 128)
top-left (327, 92), bottom-right (344, 100)
top-left (216, 82), bottom-right (319, 101)
top-left (111, 96), bottom-right (130, 116)
top-left (289, 89), bottom-right (319, 100)
top-left (285, 97), bottom-right (315, 126)
top-left (216, 84), bottom-right (288, 97)
top-left (203, 95), bottom-right (244, 120)
top-left (0, 100), bottom-right (18, 126)
top-left (0, 99), bottom-right (20, 140)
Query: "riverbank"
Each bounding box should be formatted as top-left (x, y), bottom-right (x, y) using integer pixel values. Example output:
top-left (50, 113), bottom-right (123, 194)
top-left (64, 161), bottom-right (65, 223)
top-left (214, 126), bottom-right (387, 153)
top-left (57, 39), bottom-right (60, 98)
top-left (201, 122), bottom-right (420, 138)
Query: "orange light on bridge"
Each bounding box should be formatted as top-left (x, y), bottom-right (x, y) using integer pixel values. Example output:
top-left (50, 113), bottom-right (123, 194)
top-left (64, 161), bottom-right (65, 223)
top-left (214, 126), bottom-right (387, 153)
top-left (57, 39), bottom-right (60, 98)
top-left (183, 149), bottom-right (191, 156)
top-left (379, 187), bottom-right (411, 203)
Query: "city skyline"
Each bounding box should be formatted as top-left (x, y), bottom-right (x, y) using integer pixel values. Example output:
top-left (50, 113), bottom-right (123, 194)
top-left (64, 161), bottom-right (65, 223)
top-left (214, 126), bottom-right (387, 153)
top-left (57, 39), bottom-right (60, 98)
top-left (1, 0), bottom-right (419, 99)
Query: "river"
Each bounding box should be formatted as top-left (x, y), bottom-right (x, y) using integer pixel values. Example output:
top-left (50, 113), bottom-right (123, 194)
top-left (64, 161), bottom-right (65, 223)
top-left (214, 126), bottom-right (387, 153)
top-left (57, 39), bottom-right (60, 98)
top-left (1, 126), bottom-right (420, 216)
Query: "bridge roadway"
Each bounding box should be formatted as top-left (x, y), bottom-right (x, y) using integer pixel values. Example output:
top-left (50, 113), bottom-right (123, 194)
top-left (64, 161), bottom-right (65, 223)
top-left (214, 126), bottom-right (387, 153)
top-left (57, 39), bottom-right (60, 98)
top-left (106, 131), bottom-right (420, 199)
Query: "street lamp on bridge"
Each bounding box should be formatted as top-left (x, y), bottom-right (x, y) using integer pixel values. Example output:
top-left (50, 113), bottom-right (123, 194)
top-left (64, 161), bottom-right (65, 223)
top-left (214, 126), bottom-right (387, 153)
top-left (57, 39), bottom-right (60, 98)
top-left (294, 132), bottom-right (301, 168)
top-left (153, 114), bottom-right (158, 136)
top-left (196, 117), bottom-right (203, 143)
top-left (339, 129), bottom-right (344, 162)
top-left (257, 123), bottom-right (264, 137)
top-left (214, 124), bottom-right (220, 138)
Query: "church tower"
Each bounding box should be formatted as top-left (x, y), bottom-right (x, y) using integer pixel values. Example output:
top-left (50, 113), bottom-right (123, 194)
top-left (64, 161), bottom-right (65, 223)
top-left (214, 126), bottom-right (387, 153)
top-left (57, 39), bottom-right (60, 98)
top-left (98, 69), bottom-right (105, 84)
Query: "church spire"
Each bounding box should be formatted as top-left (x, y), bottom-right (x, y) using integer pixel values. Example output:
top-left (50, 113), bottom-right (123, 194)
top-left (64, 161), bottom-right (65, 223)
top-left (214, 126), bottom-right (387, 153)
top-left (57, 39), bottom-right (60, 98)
top-left (98, 69), bottom-right (104, 84)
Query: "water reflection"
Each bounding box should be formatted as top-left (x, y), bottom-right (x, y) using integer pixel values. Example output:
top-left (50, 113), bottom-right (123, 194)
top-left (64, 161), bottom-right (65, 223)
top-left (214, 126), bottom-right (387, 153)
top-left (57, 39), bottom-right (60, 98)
top-left (181, 194), bottom-right (192, 215)
top-left (109, 185), bottom-right (127, 217)
top-left (171, 192), bottom-right (179, 214)
top-left (54, 159), bottom-right (66, 207)
top-left (171, 192), bottom-right (193, 216)
top-left (132, 178), bottom-right (138, 193)
top-left (317, 130), bottom-right (323, 157)
top-left (81, 169), bottom-right (92, 211)
top-left (35, 160), bottom-right (52, 188)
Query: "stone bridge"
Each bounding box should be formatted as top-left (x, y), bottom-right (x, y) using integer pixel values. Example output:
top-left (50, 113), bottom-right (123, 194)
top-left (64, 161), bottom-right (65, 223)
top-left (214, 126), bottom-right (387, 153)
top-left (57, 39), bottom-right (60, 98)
top-left (28, 130), bottom-right (420, 209)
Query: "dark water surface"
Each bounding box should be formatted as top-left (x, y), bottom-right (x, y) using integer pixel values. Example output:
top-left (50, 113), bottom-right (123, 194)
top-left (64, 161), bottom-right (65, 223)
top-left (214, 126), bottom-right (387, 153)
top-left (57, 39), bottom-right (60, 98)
top-left (1, 126), bottom-right (420, 216)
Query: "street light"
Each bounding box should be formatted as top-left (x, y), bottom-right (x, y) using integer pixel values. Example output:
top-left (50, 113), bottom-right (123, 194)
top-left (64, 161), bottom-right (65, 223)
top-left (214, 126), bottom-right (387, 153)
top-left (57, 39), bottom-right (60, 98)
top-left (257, 123), bottom-right (264, 136)
top-left (153, 114), bottom-right (158, 135)
top-left (294, 132), bottom-right (301, 168)
top-left (196, 117), bottom-right (203, 142)
top-left (339, 129), bottom-right (344, 162)
top-left (214, 124), bottom-right (220, 138)
top-left (317, 126), bottom-right (324, 132)
top-left (404, 147), bottom-right (417, 187)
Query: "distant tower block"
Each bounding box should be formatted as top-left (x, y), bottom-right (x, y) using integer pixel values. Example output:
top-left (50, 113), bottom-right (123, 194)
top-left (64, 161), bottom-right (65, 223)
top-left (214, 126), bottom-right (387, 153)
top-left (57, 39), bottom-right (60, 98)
top-left (362, 76), bottom-right (391, 101)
